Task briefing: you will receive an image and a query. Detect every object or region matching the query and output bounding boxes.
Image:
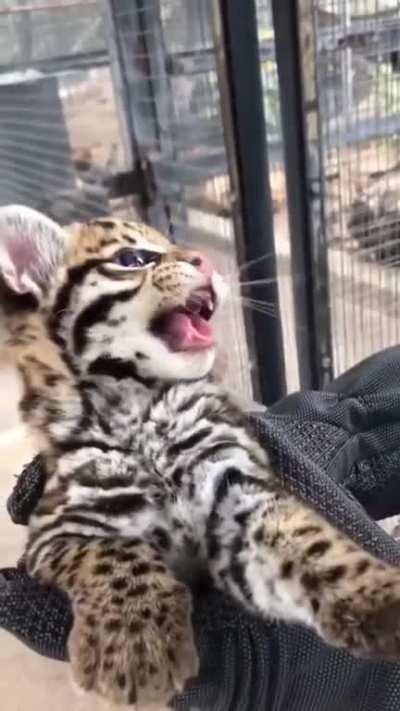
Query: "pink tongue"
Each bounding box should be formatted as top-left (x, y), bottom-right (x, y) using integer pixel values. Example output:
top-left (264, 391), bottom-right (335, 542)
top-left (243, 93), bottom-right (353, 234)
top-left (160, 312), bottom-right (215, 352)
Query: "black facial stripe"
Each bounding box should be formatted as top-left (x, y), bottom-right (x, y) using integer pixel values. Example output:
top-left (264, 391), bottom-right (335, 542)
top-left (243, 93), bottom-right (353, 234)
top-left (57, 438), bottom-right (126, 453)
top-left (75, 470), bottom-right (135, 490)
top-left (59, 513), bottom-right (117, 533)
top-left (100, 237), bottom-right (119, 248)
top-left (49, 259), bottom-right (105, 348)
top-left (88, 355), bottom-right (156, 388)
top-left (123, 234), bottom-right (137, 244)
top-left (91, 220), bottom-right (116, 230)
top-left (81, 493), bottom-right (147, 516)
top-left (73, 288), bottom-right (140, 354)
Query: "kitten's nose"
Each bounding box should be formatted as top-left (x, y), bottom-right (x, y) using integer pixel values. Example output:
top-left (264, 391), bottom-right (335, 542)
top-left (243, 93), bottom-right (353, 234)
top-left (172, 248), bottom-right (214, 277)
top-left (185, 251), bottom-right (214, 277)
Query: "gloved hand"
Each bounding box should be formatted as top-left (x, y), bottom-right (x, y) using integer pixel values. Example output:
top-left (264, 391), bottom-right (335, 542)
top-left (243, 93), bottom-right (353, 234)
top-left (3, 346), bottom-right (400, 711)
top-left (1, 455), bottom-right (72, 661)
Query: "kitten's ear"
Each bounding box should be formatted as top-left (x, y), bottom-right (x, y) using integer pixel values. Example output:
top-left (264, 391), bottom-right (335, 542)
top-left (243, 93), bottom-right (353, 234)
top-left (0, 205), bottom-right (67, 300)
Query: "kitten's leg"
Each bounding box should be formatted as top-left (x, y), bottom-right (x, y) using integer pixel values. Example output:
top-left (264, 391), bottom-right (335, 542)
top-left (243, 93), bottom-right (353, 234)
top-left (210, 488), bottom-right (400, 660)
top-left (25, 536), bottom-right (198, 707)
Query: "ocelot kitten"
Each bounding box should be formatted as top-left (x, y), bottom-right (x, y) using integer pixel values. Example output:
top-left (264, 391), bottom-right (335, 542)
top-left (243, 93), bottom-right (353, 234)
top-left (2, 205), bottom-right (400, 708)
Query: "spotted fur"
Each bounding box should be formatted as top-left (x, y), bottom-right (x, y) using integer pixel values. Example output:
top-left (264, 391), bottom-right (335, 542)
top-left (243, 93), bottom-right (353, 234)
top-left (2, 206), bottom-right (400, 708)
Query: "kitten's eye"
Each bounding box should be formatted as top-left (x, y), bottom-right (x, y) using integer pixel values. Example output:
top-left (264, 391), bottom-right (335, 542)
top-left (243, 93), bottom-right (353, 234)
top-left (114, 248), bottom-right (146, 268)
top-left (112, 248), bottom-right (162, 270)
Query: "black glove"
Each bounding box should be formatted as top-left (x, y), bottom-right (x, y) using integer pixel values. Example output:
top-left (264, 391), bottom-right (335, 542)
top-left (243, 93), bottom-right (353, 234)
top-left (1, 455), bottom-right (72, 660)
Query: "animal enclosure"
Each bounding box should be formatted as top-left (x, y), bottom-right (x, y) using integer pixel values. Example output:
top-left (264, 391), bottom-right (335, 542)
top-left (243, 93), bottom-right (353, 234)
top-left (1, 0), bottom-right (400, 404)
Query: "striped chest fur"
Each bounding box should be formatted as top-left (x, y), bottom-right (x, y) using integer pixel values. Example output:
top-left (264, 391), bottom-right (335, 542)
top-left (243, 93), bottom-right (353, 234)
top-left (29, 377), bottom-right (272, 588)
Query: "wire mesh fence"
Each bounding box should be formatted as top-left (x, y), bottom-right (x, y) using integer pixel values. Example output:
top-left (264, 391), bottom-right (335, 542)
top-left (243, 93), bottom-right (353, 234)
top-left (0, 0), bottom-right (256, 402)
top-left (313, 0), bottom-right (400, 374)
top-left (4, 0), bottom-right (400, 398)
top-left (110, 0), bottom-right (254, 400)
top-left (0, 0), bottom-right (130, 224)
top-left (256, 0), bottom-right (300, 392)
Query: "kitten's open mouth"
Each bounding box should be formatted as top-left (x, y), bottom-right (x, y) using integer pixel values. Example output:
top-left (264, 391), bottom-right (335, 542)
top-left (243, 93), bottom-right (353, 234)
top-left (151, 287), bottom-right (216, 353)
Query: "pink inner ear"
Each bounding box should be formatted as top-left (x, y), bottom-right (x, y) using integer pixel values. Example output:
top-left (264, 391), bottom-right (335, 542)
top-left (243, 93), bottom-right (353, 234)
top-left (1, 234), bottom-right (46, 297)
top-left (7, 238), bottom-right (38, 277)
top-left (0, 205), bottom-right (67, 298)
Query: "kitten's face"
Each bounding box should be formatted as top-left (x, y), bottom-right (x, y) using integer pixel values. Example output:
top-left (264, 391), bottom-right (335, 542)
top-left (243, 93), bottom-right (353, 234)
top-left (0, 206), bottom-right (226, 383)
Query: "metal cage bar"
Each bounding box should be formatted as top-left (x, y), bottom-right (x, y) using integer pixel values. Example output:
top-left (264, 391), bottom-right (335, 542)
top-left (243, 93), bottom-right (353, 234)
top-left (101, 0), bottom-right (182, 233)
top-left (271, 0), bottom-right (333, 389)
top-left (212, 0), bottom-right (287, 404)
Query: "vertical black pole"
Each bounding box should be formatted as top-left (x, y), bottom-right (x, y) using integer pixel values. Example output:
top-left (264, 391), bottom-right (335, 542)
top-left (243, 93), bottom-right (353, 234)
top-left (271, 0), bottom-right (333, 389)
top-left (212, 0), bottom-right (287, 405)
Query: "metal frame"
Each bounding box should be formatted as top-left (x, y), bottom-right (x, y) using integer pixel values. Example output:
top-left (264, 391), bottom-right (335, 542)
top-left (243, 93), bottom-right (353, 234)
top-left (102, 0), bottom-right (288, 403)
top-left (212, 0), bottom-right (287, 405)
top-left (103, 0), bottom-right (333, 399)
top-left (101, 0), bottom-right (181, 234)
top-left (271, 0), bottom-right (333, 389)
top-left (0, 49), bottom-right (109, 75)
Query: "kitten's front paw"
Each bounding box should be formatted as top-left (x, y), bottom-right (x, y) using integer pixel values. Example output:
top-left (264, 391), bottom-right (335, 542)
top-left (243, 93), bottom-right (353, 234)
top-left (68, 572), bottom-right (198, 707)
top-left (318, 566), bottom-right (400, 661)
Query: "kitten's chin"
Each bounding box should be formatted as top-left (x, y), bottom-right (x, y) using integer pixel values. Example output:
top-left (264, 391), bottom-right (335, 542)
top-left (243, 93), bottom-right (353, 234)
top-left (122, 332), bottom-right (217, 383)
top-left (142, 345), bottom-right (216, 383)
top-left (160, 346), bottom-right (217, 382)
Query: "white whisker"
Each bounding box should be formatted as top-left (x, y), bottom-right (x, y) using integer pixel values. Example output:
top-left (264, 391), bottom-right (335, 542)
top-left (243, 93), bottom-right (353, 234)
top-left (240, 297), bottom-right (278, 307)
top-left (241, 302), bottom-right (278, 316)
top-left (237, 252), bottom-right (276, 273)
top-left (223, 252), bottom-right (277, 281)
top-left (227, 296), bottom-right (306, 333)
top-left (236, 277), bottom-right (279, 287)
top-left (230, 295), bottom-right (278, 311)
top-left (242, 306), bottom-right (278, 316)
